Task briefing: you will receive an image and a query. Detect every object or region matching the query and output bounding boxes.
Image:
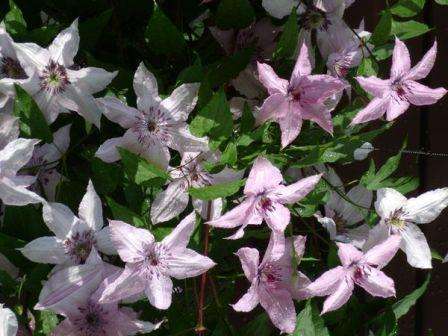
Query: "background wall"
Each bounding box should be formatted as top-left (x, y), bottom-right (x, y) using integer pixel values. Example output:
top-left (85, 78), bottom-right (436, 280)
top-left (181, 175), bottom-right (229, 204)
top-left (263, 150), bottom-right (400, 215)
top-left (347, 2), bottom-right (448, 335)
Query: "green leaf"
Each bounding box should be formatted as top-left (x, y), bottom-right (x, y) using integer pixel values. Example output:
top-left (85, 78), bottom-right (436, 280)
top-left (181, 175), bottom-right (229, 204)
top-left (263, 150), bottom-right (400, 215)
top-left (221, 142), bottom-right (237, 166)
top-left (91, 158), bottom-right (122, 194)
top-left (106, 197), bottom-right (146, 228)
top-left (188, 179), bottom-right (245, 200)
top-left (145, 3), bottom-right (186, 56)
top-left (357, 57), bottom-right (379, 77)
top-left (391, 0), bottom-right (425, 18)
top-left (435, 0), bottom-right (448, 4)
top-left (215, 0), bottom-right (255, 29)
top-left (294, 300), bottom-right (330, 336)
top-left (190, 88), bottom-right (233, 149)
top-left (392, 274), bottom-right (430, 319)
top-left (3, 0), bottom-right (27, 37)
top-left (13, 85), bottom-right (53, 143)
top-left (363, 148), bottom-right (403, 190)
top-left (391, 20), bottom-right (432, 40)
top-left (35, 310), bottom-right (59, 336)
top-left (243, 313), bottom-right (274, 336)
top-left (371, 10), bottom-right (392, 46)
top-left (80, 9), bottom-right (113, 50)
top-left (240, 102), bottom-right (255, 133)
top-left (118, 148), bottom-right (169, 186)
top-left (375, 309), bottom-right (398, 336)
top-left (274, 10), bottom-right (299, 60)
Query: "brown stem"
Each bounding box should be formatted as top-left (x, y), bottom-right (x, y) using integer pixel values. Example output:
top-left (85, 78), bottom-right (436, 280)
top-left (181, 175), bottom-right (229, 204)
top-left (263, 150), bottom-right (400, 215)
top-left (195, 201), bottom-right (212, 335)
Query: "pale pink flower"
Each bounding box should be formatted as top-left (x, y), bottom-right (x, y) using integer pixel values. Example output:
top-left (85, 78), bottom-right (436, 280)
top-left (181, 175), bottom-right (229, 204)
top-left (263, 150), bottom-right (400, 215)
top-left (150, 151), bottom-right (243, 224)
top-left (95, 62), bottom-right (207, 169)
top-left (233, 233), bottom-right (310, 334)
top-left (25, 124), bottom-right (71, 201)
top-left (364, 187), bottom-right (448, 269)
top-left (0, 114), bottom-right (19, 149)
top-left (99, 212), bottom-right (215, 309)
top-left (0, 137), bottom-right (43, 206)
top-left (256, 43), bottom-right (346, 148)
top-left (307, 235), bottom-right (401, 314)
top-left (0, 23), bottom-right (28, 114)
top-left (207, 157), bottom-right (321, 239)
top-left (315, 168), bottom-right (372, 249)
top-left (352, 38), bottom-right (447, 124)
top-left (20, 180), bottom-right (116, 267)
top-left (13, 19), bottom-right (117, 127)
top-left (34, 251), bottom-right (160, 336)
top-left (210, 18), bottom-right (281, 99)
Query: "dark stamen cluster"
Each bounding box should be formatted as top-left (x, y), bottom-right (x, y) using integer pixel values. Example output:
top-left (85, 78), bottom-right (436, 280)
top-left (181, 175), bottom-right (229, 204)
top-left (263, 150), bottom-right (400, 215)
top-left (0, 57), bottom-right (26, 79)
top-left (40, 60), bottom-right (70, 94)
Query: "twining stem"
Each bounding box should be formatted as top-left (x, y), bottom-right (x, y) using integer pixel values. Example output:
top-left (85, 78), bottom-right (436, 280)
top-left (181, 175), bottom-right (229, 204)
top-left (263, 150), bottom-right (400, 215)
top-left (196, 201), bottom-right (212, 335)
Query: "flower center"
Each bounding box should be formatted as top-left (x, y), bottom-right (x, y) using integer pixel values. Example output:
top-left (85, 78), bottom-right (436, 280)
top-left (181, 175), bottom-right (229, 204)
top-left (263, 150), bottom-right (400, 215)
top-left (333, 213), bottom-right (347, 233)
top-left (259, 263), bottom-right (283, 287)
top-left (353, 265), bottom-right (364, 280)
top-left (133, 107), bottom-right (174, 146)
top-left (389, 217), bottom-right (406, 229)
top-left (64, 230), bottom-right (96, 264)
top-left (301, 6), bottom-right (329, 31)
top-left (40, 60), bottom-right (70, 94)
top-left (259, 197), bottom-right (274, 212)
top-left (142, 243), bottom-right (170, 277)
top-left (74, 302), bottom-right (109, 336)
top-left (0, 57), bottom-right (26, 79)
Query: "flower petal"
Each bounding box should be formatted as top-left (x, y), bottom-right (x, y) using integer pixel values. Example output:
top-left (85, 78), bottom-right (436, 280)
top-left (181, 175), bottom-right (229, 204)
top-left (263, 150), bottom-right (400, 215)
top-left (355, 76), bottom-right (391, 97)
top-left (400, 223), bottom-right (432, 269)
top-left (374, 188), bottom-right (407, 220)
top-left (150, 179), bottom-right (189, 224)
top-left (43, 202), bottom-right (78, 238)
top-left (97, 97), bottom-right (140, 129)
top-left (134, 62), bottom-right (161, 111)
top-left (160, 83), bottom-right (199, 121)
top-left (165, 248), bottom-right (215, 279)
top-left (390, 38), bottom-right (411, 80)
top-left (162, 212), bottom-right (196, 251)
top-left (363, 234), bottom-right (401, 268)
top-left (406, 41), bottom-right (437, 81)
top-left (262, 0), bottom-right (298, 19)
top-left (231, 283), bottom-right (259, 312)
top-left (321, 277), bottom-right (354, 314)
top-left (386, 92), bottom-right (410, 121)
top-left (48, 19), bottom-right (79, 67)
top-left (0, 138), bottom-right (39, 175)
top-left (145, 273), bottom-right (173, 310)
top-left (256, 62), bottom-right (288, 95)
top-left (19, 236), bottom-right (68, 264)
top-left (264, 202), bottom-right (290, 232)
top-left (244, 157), bottom-right (283, 195)
top-left (273, 174), bottom-right (322, 204)
top-left (95, 226), bottom-right (117, 255)
top-left (355, 267), bottom-right (396, 298)
top-left (306, 266), bottom-right (346, 296)
top-left (235, 247), bottom-right (260, 281)
top-left (78, 180), bottom-right (103, 231)
top-left (95, 137), bottom-right (124, 163)
top-left (402, 187), bottom-right (448, 224)
top-left (404, 81), bottom-right (447, 106)
top-left (256, 93), bottom-right (289, 126)
top-left (291, 42), bottom-right (313, 84)
top-left (68, 67), bottom-right (117, 94)
top-left (351, 97), bottom-right (388, 125)
top-left (337, 242), bottom-right (363, 267)
top-left (0, 305), bottom-right (18, 336)
top-left (0, 177), bottom-right (43, 206)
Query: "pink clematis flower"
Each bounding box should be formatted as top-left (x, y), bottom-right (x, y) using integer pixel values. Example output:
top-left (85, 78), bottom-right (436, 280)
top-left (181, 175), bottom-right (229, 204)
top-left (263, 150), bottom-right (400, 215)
top-left (35, 251), bottom-right (160, 336)
top-left (25, 124), bottom-right (71, 201)
top-left (20, 180), bottom-right (116, 268)
top-left (307, 235), bottom-right (401, 314)
top-left (352, 38), bottom-right (447, 124)
top-left (233, 233), bottom-right (310, 334)
top-left (150, 151), bottom-right (243, 224)
top-left (0, 136), bottom-right (43, 206)
top-left (99, 212), bottom-right (215, 309)
top-left (95, 62), bottom-right (207, 169)
top-left (256, 43), bottom-right (347, 148)
top-left (364, 187), bottom-right (448, 269)
top-left (13, 19), bottom-right (117, 127)
top-left (207, 156), bottom-right (322, 239)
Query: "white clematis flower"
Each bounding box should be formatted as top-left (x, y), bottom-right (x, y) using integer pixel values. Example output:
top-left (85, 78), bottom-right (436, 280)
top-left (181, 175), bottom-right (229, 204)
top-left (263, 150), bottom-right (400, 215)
top-left (0, 304), bottom-right (18, 336)
top-left (13, 19), bottom-right (117, 127)
top-left (365, 188), bottom-right (448, 269)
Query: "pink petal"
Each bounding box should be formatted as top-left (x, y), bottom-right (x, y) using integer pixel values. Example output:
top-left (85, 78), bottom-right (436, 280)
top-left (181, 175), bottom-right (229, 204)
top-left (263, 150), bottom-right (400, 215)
top-left (261, 232), bottom-right (287, 266)
top-left (258, 285), bottom-right (297, 334)
top-left (256, 62), bottom-right (288, 95)
top-left (278, 105), bottom-right (303, 148)
top-left (235, 247), bottom-right (260, 281)
top-left (207, 198), bottom-right (260, 229)
top-left (299, 75), bottom-right (347, 104)
top-left (42, 202), bottom-right (78, 239)
top-left (406, 41), bottom-right (437, 81)
top-left (390, 38), bottom-right (411, 80)
top-left (291, 42), bottom-right (312, 84)
top-left (97, 97), bottom-right (140, 129)
top-left (291, 271), bottom-right (312, 300)
top-left (404, 81), bottom-right (447, 106)
top-left (256, 93), bottom-right (289, 126)
top-left (95, 137), bottom-right (123, 163)
top-left (231, 283), bottom-right (259, 312)
top-left (363, 234), bottom-right (401, 268)
top-left (162, 212), bottom-right (196, 251)
top-left (133, 62), bottom-right (161, 111)
top-left (108, 220), bottom-right (154, 263)
top-left (145, 273), bottom-right (173, 310)
top-left (20, 237), bottom-right (67, 264)
top-left (99, 265), bottom-right (146, 304)
top-left (78, 180), bottom-right (103, 232)
top-left (244, 157), bottom-right (283, 195)
top-left (355, 76), bottom-right (391, 97)
top-left (321, 277), bottom-right (354, 314)
top-left (264, 202), bottom-right (290, 232)
top-left (160, 83), bottom-right (200, 122)
top-left (150, 179), bottom-right (189, 224)
top-left (350, 97), bottom-right (388, 125)
top-left (355, 267), bottom-right (396, 298)
top-left (165, 248), bottom-right (215, 279)
top-left (386, 93), bottom-right (410, 121)
top-left (337, 242), bottom-right (363, 267)
top-left (306, 266), bottom-right (346, 296)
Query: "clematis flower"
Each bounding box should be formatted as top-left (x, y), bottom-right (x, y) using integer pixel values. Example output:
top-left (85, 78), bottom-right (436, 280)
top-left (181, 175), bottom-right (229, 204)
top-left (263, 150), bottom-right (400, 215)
top-left (150, 151), bottom-right (243, 224)
top-left (35, 251), bottom-right (160, 336)
top-left (0, 304), bottom-right (18, 336)
top-left (95, 62), bottom-right (207, 168)
top-left (0, 23), bottom-right (28, 114)
top-left (207, 156), bottom-right (322, 239)
top-left (233, 233), bottom-right (310, 333)
top-left (13, 19), bottom-right (117, 127)
top-left (210, 18), bottom-right (281, 99)
top-left (20, 180), bottom-right (116, 268)
top-left (256, 43), bottom-right (347, 148)
top-left (99, 212), bottom-right (215, 309)
top-left (0, 252), bottom-right (19, 278)
top-left (0, 137), bottom-right (43, 206)
top-left (364, 188), bottom-right (448, 269)
top-left (307, 235), bottom-right (401, 314)
top-left (315, 168), bottom-right (372, 249)
top-left (25, 124), bottom-right (71, 201)
top-left (352, 38), bottom-right (447, 124)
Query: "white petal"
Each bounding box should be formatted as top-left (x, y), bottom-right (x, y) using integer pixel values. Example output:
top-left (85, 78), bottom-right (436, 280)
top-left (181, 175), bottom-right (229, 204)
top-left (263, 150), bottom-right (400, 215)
top-left (48, 19), bottom-right (79, 67)
top-left (68, 67), bottom-right (117, 94)
top-left (134, 62), bottom-right (161, 111)
top-left (13, 42), bottom-right (50, 74)
top-left (43, 202), bottom-right (78, 238)
top-left (160, 83), bottom-right (200, 121)
top-left (95, 137), bottom-right (124, 163)
top-left (0, 177), bottom-right (43, 206)
top-left (0, 305), bottom-right (18, 336)
top-left (150, 180), bottom-right (189, 224)
top-left (78, 180), bottom-right (103, 231)
top-left (0, 138), bottom-right (39, 175)
top-left (354, 142), bottom-right (374, 161)
top-left (400, 223), bottom-right (432, 269)
top-left (20, 236), bottom-right (68, 264)
top-left (402, 188), bottom-right (448, 224)
top-left (95, 226), bottom-right (117, 255)
top-left (97, 97), bottom-right (139, 128)
top-left (374, 188), bottom-right (407, 220)
top-left (262, 0), bottom-right (298, 19)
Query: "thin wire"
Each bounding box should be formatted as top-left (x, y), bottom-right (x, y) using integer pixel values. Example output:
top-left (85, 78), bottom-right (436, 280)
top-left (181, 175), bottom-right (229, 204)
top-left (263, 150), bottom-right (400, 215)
top-left (373, 147), bottom-right (448, 158)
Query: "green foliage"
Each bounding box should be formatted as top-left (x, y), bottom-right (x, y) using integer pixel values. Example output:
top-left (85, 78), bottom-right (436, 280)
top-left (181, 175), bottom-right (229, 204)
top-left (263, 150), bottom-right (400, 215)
top-left (371, 10), bottom-right (393, 46)
top-left (189, 179), bottom-right (245, 200)
top-left (391, 0), bottom-right (426, 17)
top-left (294, 300), bottom-right (330, 336)
top-left (215, 0), bottom-right (255, 29)
top-left (274, 10), bottom-right (299, 60)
